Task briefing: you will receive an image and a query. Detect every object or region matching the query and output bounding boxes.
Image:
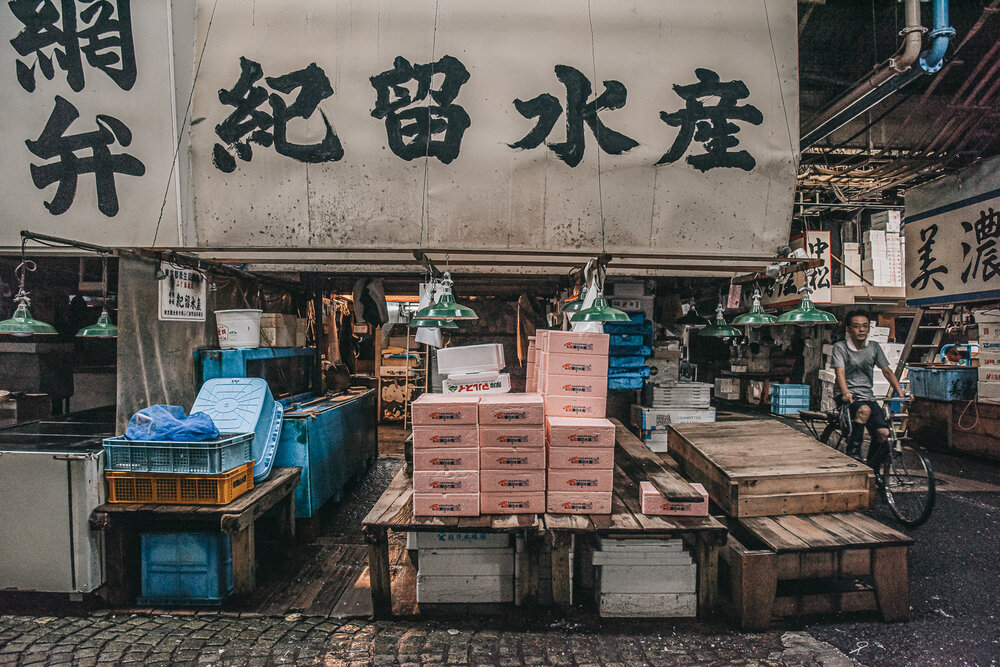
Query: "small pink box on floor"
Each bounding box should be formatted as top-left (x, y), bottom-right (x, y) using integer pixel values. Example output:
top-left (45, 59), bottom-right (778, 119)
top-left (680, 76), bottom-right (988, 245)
top-left (480, 469), bottom-right (546, 493)
top-left (411, 425), bottom-right (479, 449)
top-left (413, 493), bottom-right (480, 517)
top-left (544, 395), bottom-right (606, 419)
top-left (480, 447), bottom-right (546, 470)
top-left (480, 491), bottom-right (546, 514)
top-left (545, 417), bottom-right (615, 448)
top-left (410, 394), bottom-right (480, 425)
top-left (412, 470), bottom-right (480, 493)
top-left (640, 482), bottom-right (709, 516)
top-left (547, 468), bottom-right (614, 493)
top-left (412, 447), bottom-right (479, 472)
top-left (546, 445), bottom-right (614, 470)
top-left (546, 352), bottom-right (608, 377)
top-left (545, 331), bottom-right (610, 356)
top-left (478, 393), bottom-right (545, 425)
top-left (544, 374), bottom-right (608, 398)
top-left (479, 426), bottom-right (544, 448)
top-left (546, 491), bottom-right (612, 515)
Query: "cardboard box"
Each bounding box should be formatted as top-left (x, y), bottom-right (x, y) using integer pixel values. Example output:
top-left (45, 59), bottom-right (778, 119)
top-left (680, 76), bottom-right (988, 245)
top-left (546, 491), bottom-right (613, 514)
top-left (548, 468), bottom-right (614, 493)
top-left (480, 447), bottom-right (546, 470)
top-left (412, 470), bottom-right (480, 493)
top-left (413, 493), bottom-right (480, 517)
top-left (979, 381), bottom-right (1000, 400)
top-left (478, 393), bottom-right (545, 425)
top-left (412, 425), bottom-right (479, 449)
top-left (547, 445), bottom-right (614, 470)
top-left (543, 394), bottom-right (607, 419)
top-left (480, 491), bottom-right (546, 514)
top-left (544, 374), bottom-right (608, 398)
top-left (478, 425), bottom-right (545, 448)
top-left (545, 416), bottom-right (615, 448)
top-left (412, 447), bottom-right (479, 472)
top-left (411, 394), bottom-right (480, 425)
top-left (640, 481), bottom-right (709, 516)
top-left (545, 353), bottom-right (609, 377)
top-left (543, 331), bottom-right (610, 356)
top-left (480, 469), bottom-right (546, 492)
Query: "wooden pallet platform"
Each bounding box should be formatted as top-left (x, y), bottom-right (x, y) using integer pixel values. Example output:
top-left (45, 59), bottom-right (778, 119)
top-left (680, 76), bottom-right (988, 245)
top-left (667, 420), bottom-right (876, 517)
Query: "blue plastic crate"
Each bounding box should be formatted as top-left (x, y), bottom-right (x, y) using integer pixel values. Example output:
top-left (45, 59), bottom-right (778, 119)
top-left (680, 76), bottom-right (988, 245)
top-left (771, 384), bottom-right (810, 398)
top-left (609, 333), bottom-right (650, 347)
top-left (609, 355), bottom-right (647, 368)
top-left (103, 433), bottom-right (253, 474)
top-left (140, 533), bottom-right (233, 606)
top-left (770, 405), bottom-right (808, 416)
top-left (907, 366), bottom-right (978, 401)
top-left (608, 366), bottom-right (652, 379)
top-left (608, 377), bottom-right (644, 390)
top-left (771, 395), bottom-right (810, 407)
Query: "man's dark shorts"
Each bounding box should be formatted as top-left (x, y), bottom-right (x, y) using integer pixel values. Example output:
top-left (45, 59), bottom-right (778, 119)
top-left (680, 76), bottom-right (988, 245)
top-left (849, 399), bottom-right (891, 434)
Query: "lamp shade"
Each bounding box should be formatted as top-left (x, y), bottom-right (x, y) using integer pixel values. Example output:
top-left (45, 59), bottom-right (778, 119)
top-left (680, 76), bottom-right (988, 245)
top-left (776, 288), bottom-right (837, 326)
top-left (732, 290), bottom-right (777, 326)
top-left (0, 295), bottom-right (57, 336)
top-left (563, 285), bottom-right (588, 312)
top-left (408, 316), bottom-right (459, 329)
top-left (419, 292), bottom-right (478, 320)
top-left (698, 304), bottom-right (740, 338)
top-left (76, 309), bottom-right (118, 337)
top-left (569, 293), bottom-right (630, 323)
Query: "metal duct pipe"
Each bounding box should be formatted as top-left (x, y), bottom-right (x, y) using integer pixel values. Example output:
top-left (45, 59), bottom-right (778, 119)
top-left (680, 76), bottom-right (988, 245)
top-left (920, 0), bottom-right (956, 73)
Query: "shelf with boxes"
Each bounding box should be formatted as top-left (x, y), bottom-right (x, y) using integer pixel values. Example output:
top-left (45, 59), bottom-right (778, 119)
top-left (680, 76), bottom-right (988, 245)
top-left (377, 339), bottom-right (428, 423)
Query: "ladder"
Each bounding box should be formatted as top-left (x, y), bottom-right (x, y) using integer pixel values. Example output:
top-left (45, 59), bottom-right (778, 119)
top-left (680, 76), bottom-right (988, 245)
top-left (889, 305), bottom-right (954, 434)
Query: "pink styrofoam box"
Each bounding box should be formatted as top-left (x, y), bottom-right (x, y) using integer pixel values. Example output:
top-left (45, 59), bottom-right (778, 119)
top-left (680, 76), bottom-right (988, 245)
top-left (546, 445), bottom-right (615, 470)
top-left (478, 426), bottom-right (545, 448)
top-left (526, 377), bottom-right (537, 393)
top-left (547, 468), bottom-right (614, 493)
top-left (480, 469), bottom-right (546, 493)
top-left (537, 330), bottom-right (549, 352)
top-left (478, 393), bottom-right (545, 425)
top-left (480, 491), bottom-right (546, 514)
top-left (412, 470), bottom-right (480, 493)
top-left (545, 331), bottom-right (610, 356)
top-left (640, 481), bottom-right (709, 516)
top-left (410, 394), bottom-right (480, 425)
top-left (546, 491), bottom-right (613, 515)
top-left (480, 447), bottom-right (547, 470)
top-left (413, 493), bottom-right (480, 517)
top-left (543, 395), bottom-right (607, 419)
top-left (412, 425), bottom-right (480, 449)
top-left (412, 447), bottom-right (479, 472)
top-left (545, 353), bottom-right (609, 377)
top-left (527, 346), bottom-right (536, 364)
top-left (544, 374), bottom-right (608, 398)
top-left (538, 351), bottom-right (548, 377)
top-left (545, 416), bottom-right (616, 448)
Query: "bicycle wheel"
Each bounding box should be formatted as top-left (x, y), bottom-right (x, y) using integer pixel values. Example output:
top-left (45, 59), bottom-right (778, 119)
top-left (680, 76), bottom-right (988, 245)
top-left (881, 444), bottom-right (936, 527)
top-left (820, 422), bottom-right (849, 453)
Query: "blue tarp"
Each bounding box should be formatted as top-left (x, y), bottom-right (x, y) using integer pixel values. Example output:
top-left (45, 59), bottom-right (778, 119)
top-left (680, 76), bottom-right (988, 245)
top-left (610, 345), bottom-right (652, 357)
top-left (609, 377), bottom-right (644, 390)
top-left (603, 319), bottom-right (652, 335)
top-left (125, 405), bottom-right (220, 442)
top-left (608, 355), bottom-right (647, 368)
top-left (608, 366), bottom-right (652, 378)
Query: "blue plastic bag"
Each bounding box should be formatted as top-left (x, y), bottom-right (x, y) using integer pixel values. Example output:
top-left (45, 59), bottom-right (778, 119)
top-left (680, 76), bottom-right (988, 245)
top-left (125, 405), bottom-right (220, 442)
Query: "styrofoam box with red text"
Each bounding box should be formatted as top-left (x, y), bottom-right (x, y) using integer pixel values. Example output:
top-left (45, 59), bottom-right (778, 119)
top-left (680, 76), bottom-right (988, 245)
top-left (480, 469), bottom-right (546, 492)
top-left (480, 491), bottom-right (546, 514)
top-left (545, 331), bottom-right (610, 356)
top-left (546, 353), bottom-right (609, 377)
top-left (410, 394), bottom-right (480, 425)
top-left (546, 491), bottom-right (612, 514)
top-left (478, 426), bottom-right (545, 448)
top-left (548, 468), bottom-right (614, 493)
top-left (412, 425), bottom-right (479, 449)
top-left (640, 481), bottom-right (709, 516)
top-left (544, 373), bottom-right (608, 398)
top-left (413, 493), bottom-right (480, 517)
top-left (544, 395), bottom-right (607, 419)
top-left (480, 447), bottom-right (547, 470)
top-left (980, 366), bottom-right (1000, 383)
top-left (412, 470), bottom-right (480, 493)
top-left (545, 416), bottom-right (616, 448)
top-left (412, 447), bottom-right (479, 472)
top-left (478, 393), bottom-right (545, 425)
top-left (547, 445), bottom-right (614, 470)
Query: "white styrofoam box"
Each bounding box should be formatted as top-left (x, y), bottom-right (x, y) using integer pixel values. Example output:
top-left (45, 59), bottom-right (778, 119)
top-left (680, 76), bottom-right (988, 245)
top-left (593, 550), bottom-right (691, 566)
top-left (596, 537), bottom-right (684, 550)
top-left (607, 295), bottom-right (654, 320)
top-left (416, 574), bottom-right (513, 603)
top-left (976, 309), bottom-right (1000, 324)
top-left (641, 430), bottom-right (669, 453)
top-left (436, 344), bottom-right (505, 375)
top-left (598, 564), bottom-right (697, 594)
top-left (979, 381), bottom-right (1000, 400)
top-left (870, 210), bottom-right (902, 233)
top-left (980, 367), bottom-right (1000, 384)
top-left (632, 405), bottom-right (715, 431)
top-left (599, 593), bottom-right (697, 618)
top-left (978, 320), bottom-right (1000, 343)
top-left (411, 532), bottom-right (511, 550)
top-left (442, 372), bottom-right (511, 395)
top-left (818, 368), bottom-right (836, 383)
top-left (647, 357), bottom-right (680, 384)
top-left (715, 377), bottom-right (740, 392)
top-left (417, 549), bottom-right (514, 577)
top-left (610, 281), bottom-right (646, 297)
top-left (979, 351), bottom-right (1000, 366)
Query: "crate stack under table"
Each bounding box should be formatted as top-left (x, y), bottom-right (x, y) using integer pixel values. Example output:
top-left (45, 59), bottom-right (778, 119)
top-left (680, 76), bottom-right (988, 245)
top-left (413, 532), bottom-right (515, 605)
top-left (410, 394), bottom-right (481, 517)
top-left (770, 383), bottom-right (810, 416)
top-left (478, 393), bottom-right (547, 515)
top-left (594, 537), bottom-right (698, 617)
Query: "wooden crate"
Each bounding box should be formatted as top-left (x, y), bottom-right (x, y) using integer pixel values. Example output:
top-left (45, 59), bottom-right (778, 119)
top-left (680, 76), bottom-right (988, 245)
top-left (667, 420), bottom-right (875, 517)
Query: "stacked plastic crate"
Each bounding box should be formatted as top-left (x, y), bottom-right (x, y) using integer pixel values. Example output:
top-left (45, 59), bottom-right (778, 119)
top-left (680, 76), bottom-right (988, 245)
top-left (411, 394), bottom-right (481, 516)
top-left (605, 314), bottom-right (653, 390)
top-left (770, 384), bottom-right (810, 416)
top-left (478, 393), bottom-right (547, 514)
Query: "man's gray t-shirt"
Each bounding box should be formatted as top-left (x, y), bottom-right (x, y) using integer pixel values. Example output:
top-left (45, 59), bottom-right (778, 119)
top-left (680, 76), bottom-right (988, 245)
top-left (830, 340), bottom-right (889, 400)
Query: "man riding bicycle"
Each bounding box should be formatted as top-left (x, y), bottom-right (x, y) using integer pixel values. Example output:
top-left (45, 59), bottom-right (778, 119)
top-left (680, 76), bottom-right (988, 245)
top-left (831, 310), bottom-right (906, 459)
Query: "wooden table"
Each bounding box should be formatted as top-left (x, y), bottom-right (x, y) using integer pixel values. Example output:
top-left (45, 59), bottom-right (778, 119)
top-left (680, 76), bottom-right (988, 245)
top-left (91, 467), bottom-right (300, 605)
top-left (668, 420), bottom-right (876, 517)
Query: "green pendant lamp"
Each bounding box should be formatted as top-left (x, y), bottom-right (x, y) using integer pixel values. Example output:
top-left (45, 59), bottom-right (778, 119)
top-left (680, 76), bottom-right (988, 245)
top-left (569, 289), bottom-right (629, 323)
top-left (699, 303), bottom-right (741, 338)
top-left (0, 251), bottom-right (57, 336)
top-left (732, 289), bottom-right (777, 326)
top-left (77, 254), bottom-right (117, 338)
top-left (776, 285), bottom-right (837, 326)
top-left (408, 316), bottom-right (459, 330)
top-left (563, 284), bottom-right (588, 312)
top-left (414, 272), bottom-right (478, 321)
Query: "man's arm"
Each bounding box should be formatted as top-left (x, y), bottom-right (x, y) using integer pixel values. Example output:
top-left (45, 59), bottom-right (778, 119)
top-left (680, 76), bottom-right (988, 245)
top-left (881, 366), bottom-right (906, 398)
top-left (834, 367), bottom-right (853, 403)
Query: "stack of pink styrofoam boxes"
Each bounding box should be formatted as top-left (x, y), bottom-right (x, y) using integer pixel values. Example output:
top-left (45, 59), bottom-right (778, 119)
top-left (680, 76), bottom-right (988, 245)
top-left (535, 330), bottom-right (616, 515)
top-left (526, 336), bottom-right (537, 392)
top-left (411, 394), bottom-right (481, 517)
top-left (478, 393), bottom-right (547, 514)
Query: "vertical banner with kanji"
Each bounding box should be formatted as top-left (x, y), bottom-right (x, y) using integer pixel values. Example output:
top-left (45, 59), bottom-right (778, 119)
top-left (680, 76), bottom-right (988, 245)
top-left (758, 230), bottom-right (832, 308)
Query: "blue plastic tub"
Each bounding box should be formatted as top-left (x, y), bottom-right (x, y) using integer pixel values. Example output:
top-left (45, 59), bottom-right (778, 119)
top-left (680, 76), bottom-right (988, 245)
top-left (103, 433), bottom-right (253, 474)
top-left (771, 384), bottom-right (810, 398)
top-left (770, 405), bottom-right (808, 416)
top-left (907, 366), bottom-right (978, 401)
top-left (140, 533), bottom-right (233, 606)
top-left (771, 396), bottom-right (811, 407)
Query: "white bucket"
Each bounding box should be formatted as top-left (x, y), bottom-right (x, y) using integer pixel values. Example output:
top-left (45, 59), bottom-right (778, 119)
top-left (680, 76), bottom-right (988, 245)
top-left (215, 309), bottom-right (262, 349)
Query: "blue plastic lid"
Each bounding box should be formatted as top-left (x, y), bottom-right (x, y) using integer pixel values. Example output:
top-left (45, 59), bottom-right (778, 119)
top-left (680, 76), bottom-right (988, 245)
top-left (192, 378), bottom-right (283, 482)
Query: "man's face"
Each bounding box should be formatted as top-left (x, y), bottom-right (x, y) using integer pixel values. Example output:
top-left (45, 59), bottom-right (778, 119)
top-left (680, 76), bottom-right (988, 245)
top-left (847, 317), bottom-right (869, 344)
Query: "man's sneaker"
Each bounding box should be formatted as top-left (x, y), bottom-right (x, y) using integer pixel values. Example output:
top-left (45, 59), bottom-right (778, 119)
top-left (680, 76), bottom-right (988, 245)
top-left (844, 446), bottom-right (863, 461)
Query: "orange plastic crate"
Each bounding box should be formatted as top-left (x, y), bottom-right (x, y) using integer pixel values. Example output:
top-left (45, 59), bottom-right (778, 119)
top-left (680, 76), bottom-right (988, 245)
top-left (105, 461), bottom-right (254, 505)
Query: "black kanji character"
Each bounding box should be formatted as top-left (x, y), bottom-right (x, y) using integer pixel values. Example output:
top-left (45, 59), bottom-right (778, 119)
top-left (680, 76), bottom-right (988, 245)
top-left (960, 207), bottom-right (1000, 284)
top-left (910, 224), bottom-right (948, 291)
top-left (8, 0), bottom-right (136, 93)
top-left (25, 94), bottom-right (145, 216)
top-left (213, 57), bottom-right (273, 172)
top-left (509, 65), bottom-right (638, 168)
top-left (657, 68), bottom-right (762, 172)
top-left (370, 55), bottom-right (471, 164)
top-left (808, 238), bottom-right (831, 290)
top-left (266, 62), bottom-right (343, 164)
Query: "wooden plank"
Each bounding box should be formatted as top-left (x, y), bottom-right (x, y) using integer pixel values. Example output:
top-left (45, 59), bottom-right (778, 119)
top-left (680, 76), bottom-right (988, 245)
top-left (771, 515), bottom-right (846, 550)
top-left (364, 526), bottom-right (392, 618)
top-left (543, 513), bottom-right (594, 532)
top-left (550, 532), bottom-right (573, 610)
top-left (724, 535), bottom-right (776, 631)
top-left (362, 469), bottom-right (412, 526)
top-left (613, 419), bottom-right (704, 502)
top-left (694, 532), bottom-right (718, 618)
top-left (828, 512), bottom-right (913, 547)
top-left (739, 517), bottom-right (811, 553)
top-left (873, 545), bottom-right (910, 622)
top-left (736, 490), bottom-right (872, 517)
top-left (230, 524), bottom-right (255, 598)
top-left (329, 564), bottom-right (374, 619)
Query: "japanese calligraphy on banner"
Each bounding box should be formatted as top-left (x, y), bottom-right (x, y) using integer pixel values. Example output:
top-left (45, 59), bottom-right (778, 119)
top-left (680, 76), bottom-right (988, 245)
top-left (190, 0), bottom-right (798, 258)
top-left (758, 230), bottom-right (832, 308)
top-left (1, 0), bottom-right (180, 247)
top-left (905, 156), bottom-right (1000, 306)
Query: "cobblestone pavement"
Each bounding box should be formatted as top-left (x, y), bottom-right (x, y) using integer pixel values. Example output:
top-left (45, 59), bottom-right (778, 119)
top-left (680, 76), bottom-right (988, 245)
top-left (0, 614), bottom-right (856, 666)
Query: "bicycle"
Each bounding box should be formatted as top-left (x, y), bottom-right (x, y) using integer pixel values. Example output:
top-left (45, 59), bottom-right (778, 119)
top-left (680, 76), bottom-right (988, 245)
top-left (799, 398), bottom-right (936, 527)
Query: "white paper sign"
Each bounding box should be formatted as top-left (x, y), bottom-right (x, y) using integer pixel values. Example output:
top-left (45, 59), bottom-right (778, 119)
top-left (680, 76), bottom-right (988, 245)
top-left (158, 267), bottom-right (207, 321)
